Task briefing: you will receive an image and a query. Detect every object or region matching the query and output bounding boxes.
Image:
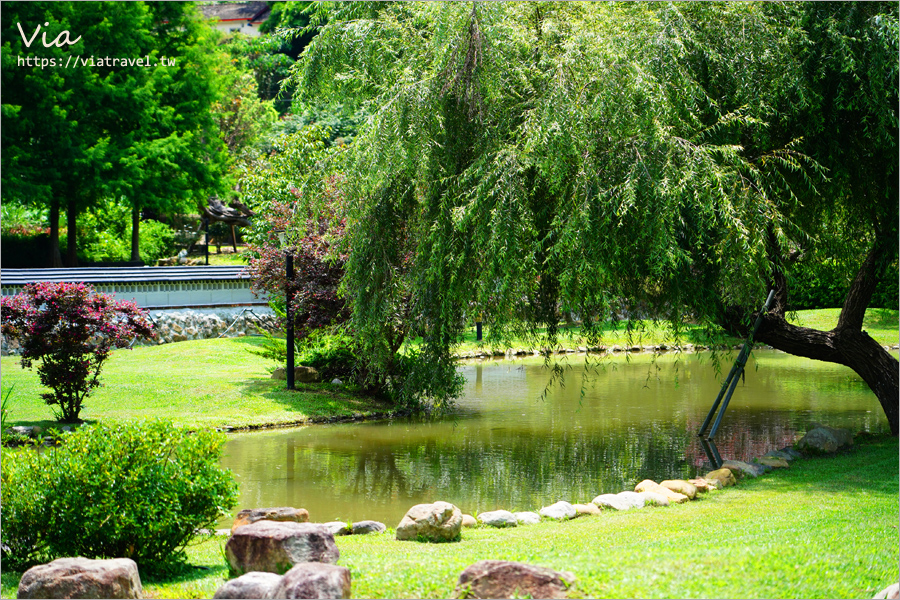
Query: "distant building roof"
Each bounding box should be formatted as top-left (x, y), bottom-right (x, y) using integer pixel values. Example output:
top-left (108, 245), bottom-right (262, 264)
top-left (199, 2), bottom-right (271, 24)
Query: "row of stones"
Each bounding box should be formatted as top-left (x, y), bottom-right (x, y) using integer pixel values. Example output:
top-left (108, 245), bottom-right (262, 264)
top-left (140, 310), bottom-right (280, 346)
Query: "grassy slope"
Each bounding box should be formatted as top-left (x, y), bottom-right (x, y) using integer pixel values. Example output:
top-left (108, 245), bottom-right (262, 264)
top-left (450, 308), bottom-right (899, 353)
top-left (0, 337), bottom-right (390, 430)
top-left (2, 437), bottom-right (892, 599)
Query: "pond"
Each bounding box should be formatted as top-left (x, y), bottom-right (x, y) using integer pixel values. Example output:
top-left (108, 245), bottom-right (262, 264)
top-left (219, 350), bottom-right (890, 526)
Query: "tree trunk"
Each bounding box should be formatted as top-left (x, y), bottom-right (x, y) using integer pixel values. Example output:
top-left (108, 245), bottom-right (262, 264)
top-left (65, 200), bottom-right (78, 267)
top-left (131, 205), bottom-right (141, 262)
top-left (49, 199), bottom-right (63, 267)
top-left (753, 241), bottom-right (899, 435)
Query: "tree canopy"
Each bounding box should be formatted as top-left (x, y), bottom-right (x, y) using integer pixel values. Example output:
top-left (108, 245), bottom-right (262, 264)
top-left (1, 1), bottom-right (231, 265)
top-left (289, 2), bottom-right (897, 431)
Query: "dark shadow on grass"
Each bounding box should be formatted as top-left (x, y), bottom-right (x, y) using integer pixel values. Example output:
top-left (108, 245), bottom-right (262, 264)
top-left (234, 377), bottom-right (394, 420)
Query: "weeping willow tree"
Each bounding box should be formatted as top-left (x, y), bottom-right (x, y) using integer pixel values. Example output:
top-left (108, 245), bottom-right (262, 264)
top-left (289, 2), bottom-right (898, 432)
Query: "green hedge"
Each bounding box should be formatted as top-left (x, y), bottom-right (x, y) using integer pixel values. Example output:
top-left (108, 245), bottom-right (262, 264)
top-left (788, 260), bottom-right (898, 310)
top-left (1, 422), bottom-right (239, 572)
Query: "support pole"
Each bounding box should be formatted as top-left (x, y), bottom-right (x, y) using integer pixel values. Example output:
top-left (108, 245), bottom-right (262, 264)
top-left (698, 289), bottom-right (775, 439)
top-left (286, 252), bottom-right (295, 390)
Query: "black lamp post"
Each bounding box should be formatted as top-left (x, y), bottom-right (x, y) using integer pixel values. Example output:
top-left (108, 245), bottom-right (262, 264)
top-left (277, 230), bottom-right (295, 390)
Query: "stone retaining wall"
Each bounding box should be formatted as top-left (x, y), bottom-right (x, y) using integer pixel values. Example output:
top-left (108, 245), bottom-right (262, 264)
top-left (1, 307), bottom-right (280, 355)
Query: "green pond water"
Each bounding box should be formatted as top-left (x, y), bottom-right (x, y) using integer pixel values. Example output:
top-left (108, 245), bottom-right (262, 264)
top-left (219, 350), bottom-right (891, 526)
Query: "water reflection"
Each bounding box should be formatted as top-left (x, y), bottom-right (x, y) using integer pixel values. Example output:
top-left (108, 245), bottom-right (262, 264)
top-left (220, 351), bottom-right (890, 525)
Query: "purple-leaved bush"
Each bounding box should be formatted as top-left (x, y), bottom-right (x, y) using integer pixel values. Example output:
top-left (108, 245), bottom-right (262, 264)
top-left (1, 282), bottom-right (155, 422)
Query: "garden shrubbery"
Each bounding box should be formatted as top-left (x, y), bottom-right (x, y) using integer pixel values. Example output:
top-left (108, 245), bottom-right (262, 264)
top-left (1, 422), bottom-right (239, 572)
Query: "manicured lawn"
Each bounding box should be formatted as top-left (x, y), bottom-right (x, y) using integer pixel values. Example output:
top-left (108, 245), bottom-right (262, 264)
top-left (0, 337), bottom-right (391, 430)
top-left (447, 308), bottom-right (899, 354)
top-left (3, 436), bottom-right (893, 599)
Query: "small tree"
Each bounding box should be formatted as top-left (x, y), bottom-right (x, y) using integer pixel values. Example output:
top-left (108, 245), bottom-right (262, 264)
top-left (0, 282), bottom-right (154, 422)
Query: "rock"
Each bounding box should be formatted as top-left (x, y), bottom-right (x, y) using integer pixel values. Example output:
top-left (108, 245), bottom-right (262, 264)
top-left (270, 563), bottom-right (351, 600)
top-left (322, 521), bottom-right (351, 536)
top-left (634, 480), bottom-right (689, 504)
top-left (395, 501), bottom-right (463, 542)
top-left (755, 456), bottom-right (790, 468)
top-left (763, 449), bottom-right (798, 462)
top-left (722, 460), bottom-right (768, 478)
top-left (778, 446), bottom-right (803, 460)
top-left (17, 557), bottom-right (142, 599)
top-left (592, 494), bottom-right (628, 511)
top-left (704, 468), bottom-right (736, 487)
top-left (616, 491), bottom-right (646, 509)
top-left (226, 521), bottom-right (339, 575)
top-left (461, 514), bottom-right (478, 528)
top-left (213, 572), bottom-right (282, 599)
top-left (453, 560), bottom-right (576, 599)
top-left (660, 480), bottom-right (698, 500)
top-left (331, 378), bottom-right (343, 385)
top-left (232, 507), bottom-right (310, 533)
top-left (350, 520), bottom-right (386, 535)
top-left (270, 367), bottom-right (321, 383)
top-left (9, 425), bottom-right (35, 438)
top-left (874, 582), bottom-right (900, 599)
top-left (572, 503), bottom-right (602, 517)
top-left (638, 491), bottom-right (670, 507)
top-left (539, 501), bottom-right (577, 520)
top-left (477, 510), bottom-right (518, 528)
top-left (294, 366), bottom-right (321, 383)
top-left (687, 478), bottom-right (712, 493)
top-left (513, 511), bottom-right (542, 525)
top-left (797, 424), bottom-right (854, 454)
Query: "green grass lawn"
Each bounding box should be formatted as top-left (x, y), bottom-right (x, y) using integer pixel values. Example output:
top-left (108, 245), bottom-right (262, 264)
top-left (3, 436), bottom-right (893, 599)
top-left (448, 308), bottom-right (899, 354)
top-left (0, 337), bottom-right (391, 430)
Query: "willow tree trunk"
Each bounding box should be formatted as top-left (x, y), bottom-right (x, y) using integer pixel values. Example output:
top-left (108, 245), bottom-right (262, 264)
top-left (753, 242), bottom-right (899, 435)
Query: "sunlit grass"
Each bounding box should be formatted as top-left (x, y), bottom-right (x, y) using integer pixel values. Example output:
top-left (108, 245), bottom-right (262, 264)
top-left (4, 437), bottom-right (893, 599)
top-left (0, 337), bottom-right (390, 430)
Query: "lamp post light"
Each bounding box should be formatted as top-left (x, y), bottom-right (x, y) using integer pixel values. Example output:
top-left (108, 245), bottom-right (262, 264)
top-left (277, 230), bottom-right (295, 390)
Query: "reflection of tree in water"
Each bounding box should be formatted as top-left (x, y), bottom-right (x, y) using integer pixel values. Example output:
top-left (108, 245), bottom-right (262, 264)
top-left (350, 448), bottom-right (427, 501)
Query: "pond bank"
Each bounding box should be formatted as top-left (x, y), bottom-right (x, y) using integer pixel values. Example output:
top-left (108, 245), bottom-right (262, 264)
top-left (3, 435), bottom-right (892, 599)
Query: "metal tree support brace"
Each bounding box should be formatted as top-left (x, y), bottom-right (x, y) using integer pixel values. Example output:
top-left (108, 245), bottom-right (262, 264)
top-left (698, 289), bottom-right (776, 440)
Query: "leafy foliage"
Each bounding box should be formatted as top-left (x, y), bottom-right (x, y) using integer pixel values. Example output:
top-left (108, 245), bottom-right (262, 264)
top-left (0, 283), bottom-right (155, 422)
top-left (0, 422), bottom-right (239, 572)
top-left (288, 2), bottom-right (897, 411)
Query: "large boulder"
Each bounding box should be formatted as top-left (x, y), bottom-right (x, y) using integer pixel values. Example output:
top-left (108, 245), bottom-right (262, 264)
top-left (637, 491), bottom-right (669, 507)
top-left (660, 480), bottom-right (698, 500)
top-left (722, 460), bottom-right (768, 478)
top-left (592, 494), bottom-right (630, 511)
top-left (874, 582), bottom-right (900, 600)
top-left (513, 511), bottom-right (542, 525)
top-left (350, 520), bottom-right (386, 535)
top-left (634, 480), bottom-right (689, 504)
top-left (395, 501), bottom-right (463, 542)
top-left (705, 468), bottom-right (737, 488)
top-left (539, 501), bottom-right (577, 520)
top-left (322, 522), bottom-right (351, 536)
top-left (477, 510), bottom-right (518, 528)
top-left (213, 572), bottom-right (282, 599)
top-left (270, 563), bottom-right (351, 600)
top-left (797, 425), bottom-right (854, 454)
top-left (755, 456), bottom-right (790, 468)
top-left (572, 503), bottom-right (601, 517)
top-left (687, 478), bottom-right (712, 493)
top-left (452, 560), bottom-right (576, 599)
top-left (226, 521), bottom-right (340, 575)
top-left (232, 507), bottom-right (310, 533)
top-left (616, 491), bottom-right (647, 509)
top-left (270, 367), bottom-right (321, 383)
top-left (17, 557), bottom-right (143, 599)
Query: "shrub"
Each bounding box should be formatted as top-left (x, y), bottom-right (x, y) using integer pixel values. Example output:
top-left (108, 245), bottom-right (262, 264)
top-left (0, 422), bottom-right (239, 572)
top-left (0, 282), bottom-right (155, 422)
top-left (138, 219), bottom-right (176, 264)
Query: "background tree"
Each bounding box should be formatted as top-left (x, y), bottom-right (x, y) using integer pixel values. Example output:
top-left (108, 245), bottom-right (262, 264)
top-left (1, 2), bottom-right (230, 266)
top-left (292, 2), bottom-right (898, 430)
